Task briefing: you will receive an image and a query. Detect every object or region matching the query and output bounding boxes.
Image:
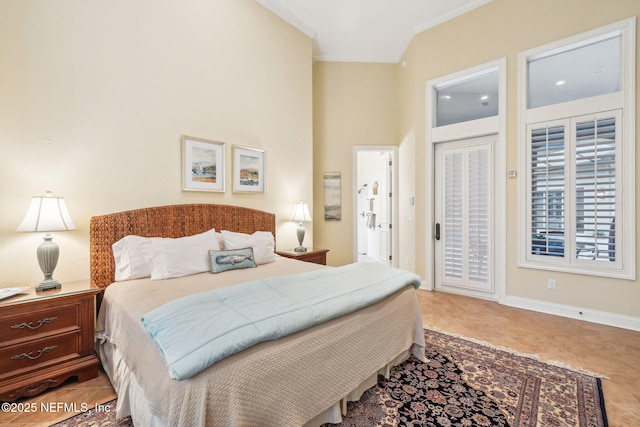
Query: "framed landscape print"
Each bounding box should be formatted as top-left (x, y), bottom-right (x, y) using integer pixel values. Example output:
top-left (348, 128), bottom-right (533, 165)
top-left (182, 135), bottom-right (225, 192)
top-left (233, 146), bottom-right (265, 193)
top-left (324, 172), bottom-right (341, 220)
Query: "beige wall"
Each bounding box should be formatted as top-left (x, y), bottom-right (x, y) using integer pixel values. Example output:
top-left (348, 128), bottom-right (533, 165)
top-left (312, 62), bottom-right (398, 266)
top-left (312, 0), bottom-right (639, 321)
top-left (3, 0), bottom-right (637, 321)
top-left (398, 0), bottom-right (640, 318)
top-left (0, 0), bottom-right (313, 286)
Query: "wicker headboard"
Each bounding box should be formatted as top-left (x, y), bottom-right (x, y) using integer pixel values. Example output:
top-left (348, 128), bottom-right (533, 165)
top-left (89, 204), bottom-right (276, 288)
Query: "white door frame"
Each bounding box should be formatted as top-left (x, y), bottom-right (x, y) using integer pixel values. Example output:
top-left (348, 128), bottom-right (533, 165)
top-left (425, 58), bottom-right (507, 302)
top-left (353, 145), bottom-right (399, 267)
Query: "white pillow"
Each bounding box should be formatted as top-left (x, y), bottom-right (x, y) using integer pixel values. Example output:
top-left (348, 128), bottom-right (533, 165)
top-left (215, 231), bottom-right (225, 249)
top-left (221, 230), bottom-right (276, 265)
top-left (141, 229), bottom-right (221, 280)
top-left (112, 235), bottom-right (157, 281)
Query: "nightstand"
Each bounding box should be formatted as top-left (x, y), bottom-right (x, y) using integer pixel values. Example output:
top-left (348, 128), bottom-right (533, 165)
top-left (0, 280), bottom-right (100, 401)
top-left (276, 248), bottom-right (329, 265)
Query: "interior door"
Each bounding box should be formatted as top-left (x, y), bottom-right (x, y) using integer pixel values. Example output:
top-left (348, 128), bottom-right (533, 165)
top-left (435, 136), bottom-right (494, 294)
top-left (378, 151), bottom-right (393, 266)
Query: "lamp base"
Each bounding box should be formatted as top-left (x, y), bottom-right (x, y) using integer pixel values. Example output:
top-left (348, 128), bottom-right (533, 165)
top-left (36, 279), bottom-right (61, 292)
top-left (36, 234), bottom-right (61, 292)
top-left (295, 223), bottom-right (307, 253)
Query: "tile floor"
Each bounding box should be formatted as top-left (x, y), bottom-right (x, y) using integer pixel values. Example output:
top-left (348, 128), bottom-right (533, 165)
top-left (2, 290), bottom-right (639, 426)
top-left (419, 290), bottom-right (640, 426)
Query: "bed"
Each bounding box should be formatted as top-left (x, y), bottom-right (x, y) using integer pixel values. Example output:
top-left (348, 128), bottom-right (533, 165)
top-left (91, 203), bottom-right (425, 426)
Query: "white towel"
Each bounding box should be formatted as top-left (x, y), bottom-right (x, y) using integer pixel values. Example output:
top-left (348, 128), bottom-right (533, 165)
top-left (366, 212), bottom-right (376, 229)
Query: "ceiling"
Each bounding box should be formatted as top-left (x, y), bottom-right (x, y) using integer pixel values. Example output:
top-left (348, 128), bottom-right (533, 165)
top-left (255, 0), bottom-right (493, 63)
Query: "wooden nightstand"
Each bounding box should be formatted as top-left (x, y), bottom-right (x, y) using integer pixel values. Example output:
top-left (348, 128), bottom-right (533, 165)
top-left (0, 280), bottom-right (100, 401)
top-left (276, 248), bottom-right (329, 265)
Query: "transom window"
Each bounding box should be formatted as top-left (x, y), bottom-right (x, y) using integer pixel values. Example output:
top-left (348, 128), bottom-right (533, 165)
top-left (527, 34), bottom-right (621, 109)
top-left (435, 70), bottom-right (498, 127)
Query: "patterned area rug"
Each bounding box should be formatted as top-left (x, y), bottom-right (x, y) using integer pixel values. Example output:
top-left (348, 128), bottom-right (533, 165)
top-left (50, 329), bottom-right (607, 427)
top-left (331, 329), bottom-right (607, 427)
top-left (49, 399), bottom-right (131, 427)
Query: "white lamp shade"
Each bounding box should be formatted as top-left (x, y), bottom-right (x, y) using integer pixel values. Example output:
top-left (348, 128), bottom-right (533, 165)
top-left (16, 193), bottom-right (76, 232)
top-left (291, 201), bottom-right (312, 222)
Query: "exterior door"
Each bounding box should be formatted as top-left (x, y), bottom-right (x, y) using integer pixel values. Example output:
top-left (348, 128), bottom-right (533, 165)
top-left (435, 136), bottom-right (494, 294)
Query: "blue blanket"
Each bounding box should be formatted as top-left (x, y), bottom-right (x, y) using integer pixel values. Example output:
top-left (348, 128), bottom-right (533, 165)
top-left (141, 262), bottom-right (421, 380)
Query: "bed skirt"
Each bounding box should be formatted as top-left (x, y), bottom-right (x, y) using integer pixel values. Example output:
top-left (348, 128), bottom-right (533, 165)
top-left (99, 339), bottom-right (419, 426)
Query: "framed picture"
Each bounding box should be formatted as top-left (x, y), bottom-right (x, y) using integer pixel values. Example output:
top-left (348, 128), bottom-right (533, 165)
top-left (182, 136), bottom-right (225, 192)
top-left (324, 172), bottom-right (341, 220)
top-left (233, 146), bottom-right (265, 193)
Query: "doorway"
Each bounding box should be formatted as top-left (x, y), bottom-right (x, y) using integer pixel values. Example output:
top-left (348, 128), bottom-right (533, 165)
top-left (353, 146), bottom-right (397, 267)
top-left (426, 58), bottom-right (506, 302)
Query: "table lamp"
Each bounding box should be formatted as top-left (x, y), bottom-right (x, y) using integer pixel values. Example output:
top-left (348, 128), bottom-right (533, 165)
top-left (291, 201), bottom-right (312, 252)
top-left (16, 191), bottom-right (76, 291)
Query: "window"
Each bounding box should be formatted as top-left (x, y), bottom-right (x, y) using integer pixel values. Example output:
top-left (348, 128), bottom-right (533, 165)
top-left (527, 111), bottom-right (620, 265)
top-left (435, 69), bottom-right (498, 127)
top-left (519, 18), bottom-right (635, 279)
top-left (528, 35), bottom-right (621, 108)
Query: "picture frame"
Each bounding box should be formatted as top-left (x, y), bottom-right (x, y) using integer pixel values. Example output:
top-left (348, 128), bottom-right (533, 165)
top-left (182, 135), bottom-right (225, 192)
top-left (324, 172), bottom-right (342, 220)
top-left (233, 145), bottom-right (266, 193)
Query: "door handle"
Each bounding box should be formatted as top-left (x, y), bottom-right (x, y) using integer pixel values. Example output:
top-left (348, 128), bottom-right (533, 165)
top-left (435, 223), bottom-right (440, 241)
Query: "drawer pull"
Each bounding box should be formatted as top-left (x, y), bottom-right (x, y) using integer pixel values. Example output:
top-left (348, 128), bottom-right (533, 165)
top-left (11, 317), bottom-right (58, 330)
top-left (11, 346), bottom-right (58, 361)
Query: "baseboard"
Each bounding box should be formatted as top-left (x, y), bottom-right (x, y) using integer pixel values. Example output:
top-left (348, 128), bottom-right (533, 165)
top-left (503, 295), bottom-right (640, 332)
top-left (419, 280), bottom-right (432, 291)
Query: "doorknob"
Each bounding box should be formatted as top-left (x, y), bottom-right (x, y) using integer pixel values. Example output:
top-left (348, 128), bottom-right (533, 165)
top-left (435, 223), bottom-right (440, 241)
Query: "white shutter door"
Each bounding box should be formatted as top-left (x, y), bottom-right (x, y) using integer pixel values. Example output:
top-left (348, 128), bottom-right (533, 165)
top-left (437, 141), bottom-right (493, 292)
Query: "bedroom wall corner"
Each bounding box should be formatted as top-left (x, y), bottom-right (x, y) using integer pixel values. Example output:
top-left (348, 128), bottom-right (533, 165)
top-left (312, 61), bottom-right (399, 267)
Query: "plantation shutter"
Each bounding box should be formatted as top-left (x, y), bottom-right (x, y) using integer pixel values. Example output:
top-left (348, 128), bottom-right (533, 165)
top-left (529, 123), bottom-right (566, 257)
top-left (575, 114), bottom-right (617, 262)
top-left (527, 111), bottom-right (621, 268)
top-left (468, 147), bottom-right (490, 283)
top-left (442, 144), bottom-right (492, 290)
top-left (444, 151), bottom-right (463, 280)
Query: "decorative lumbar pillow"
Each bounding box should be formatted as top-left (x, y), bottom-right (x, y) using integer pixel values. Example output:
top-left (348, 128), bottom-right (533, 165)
top-left (140, 228), bottom-right (220, 280)
top-left (220, 230), bottom-right (276, 264)
top-left (112, 235), bottom-right (158, 281)
top-left (209, 248), bottom-right (257, 273)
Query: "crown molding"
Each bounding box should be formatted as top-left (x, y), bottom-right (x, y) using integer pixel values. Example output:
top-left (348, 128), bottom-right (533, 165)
top-left (413, 0), bottom-right (493, 35)
top-left (255, 0), bottom-right (317, 38)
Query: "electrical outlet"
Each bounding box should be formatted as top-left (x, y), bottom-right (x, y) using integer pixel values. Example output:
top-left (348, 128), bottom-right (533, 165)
top-left (548, 279), bottom-right (556, 290)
